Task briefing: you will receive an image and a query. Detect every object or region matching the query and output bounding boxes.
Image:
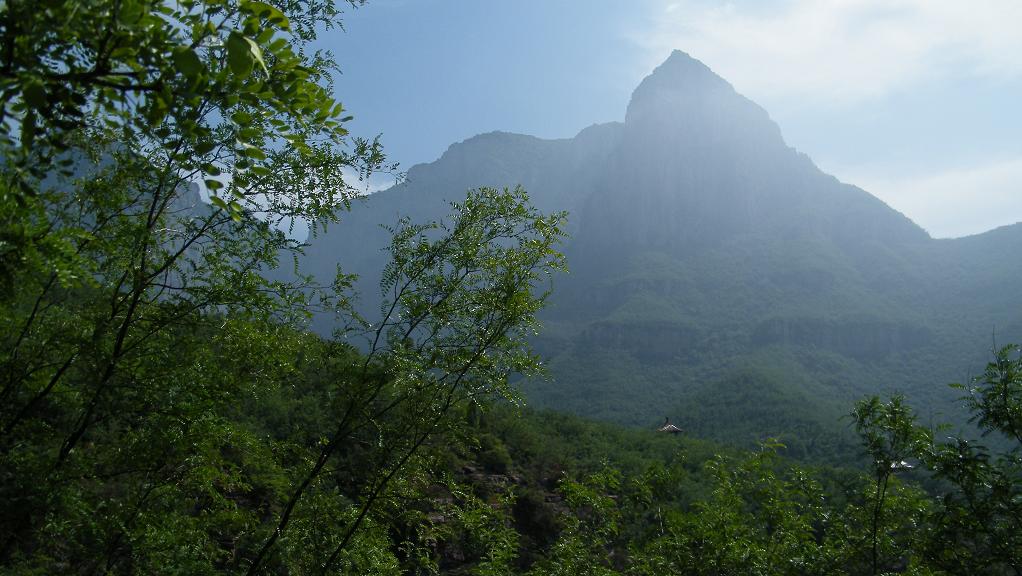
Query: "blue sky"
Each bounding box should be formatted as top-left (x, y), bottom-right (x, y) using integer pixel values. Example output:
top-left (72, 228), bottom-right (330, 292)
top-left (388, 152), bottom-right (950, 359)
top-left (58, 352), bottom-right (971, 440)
top-left (323, 0), bottom-right (1022, 238)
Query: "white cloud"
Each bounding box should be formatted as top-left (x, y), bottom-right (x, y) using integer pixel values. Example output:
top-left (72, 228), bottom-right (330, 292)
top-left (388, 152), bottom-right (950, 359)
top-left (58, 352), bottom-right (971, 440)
top-left (636, 0), bottom-right (1022, 105)
top-left (283, 169), bottom-right (396, 240)
top-left (342, 167), bottom-right (396, 196)
top-left (189, 167), bottom-right (396, 241)
top-left (830, 156), bottom-right (1022, 238)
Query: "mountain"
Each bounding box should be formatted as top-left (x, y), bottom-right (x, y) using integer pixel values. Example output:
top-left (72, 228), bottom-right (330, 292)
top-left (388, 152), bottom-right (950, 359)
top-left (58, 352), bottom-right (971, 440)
top-left (292, 51), bottom-right (1022, 458)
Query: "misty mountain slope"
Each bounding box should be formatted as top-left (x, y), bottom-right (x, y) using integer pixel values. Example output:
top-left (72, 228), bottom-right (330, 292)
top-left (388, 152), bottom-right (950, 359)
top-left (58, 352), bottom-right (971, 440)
top-left (294, 50), bottom-right (1022, 454)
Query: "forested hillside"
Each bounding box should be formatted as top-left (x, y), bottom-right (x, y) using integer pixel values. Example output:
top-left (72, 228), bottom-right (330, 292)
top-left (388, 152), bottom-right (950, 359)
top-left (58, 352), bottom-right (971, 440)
top-left (2, 2), bottom-right (1020, 575)
top-left (293, 51), bottom-right (1022, 457)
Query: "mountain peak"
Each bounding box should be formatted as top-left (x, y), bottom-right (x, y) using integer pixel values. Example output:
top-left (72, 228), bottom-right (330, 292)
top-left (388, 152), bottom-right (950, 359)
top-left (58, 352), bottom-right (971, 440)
top-left (625, 51), bottom-right (734, 122)
top-left (651, 50), bottom-right (731, 89)
top-left (622, 50), bottom-right (789, 164)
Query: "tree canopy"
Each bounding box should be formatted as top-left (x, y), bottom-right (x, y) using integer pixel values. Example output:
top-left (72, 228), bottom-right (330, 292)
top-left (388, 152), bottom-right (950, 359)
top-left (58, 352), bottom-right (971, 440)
top-left (2, 1), bottom-right (1021, 575)
top-left (0, 0), bottom-right (567, 572)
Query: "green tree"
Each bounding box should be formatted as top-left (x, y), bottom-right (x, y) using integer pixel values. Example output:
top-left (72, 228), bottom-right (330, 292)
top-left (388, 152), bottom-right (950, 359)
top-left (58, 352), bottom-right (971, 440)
top-left (0, 9), bottom-right (570, 570)
top-left (0, 0), bottom-right (388, 296)
top-left (0, 0), bottom-right (564, 573)
top-left (527, 466), bottom-right (623, 576)
top-left (919, 345), bottom-right (1022, 575)
top-left (245, 186), bottom-right (566, 573)
top-left (0, 12), bottom-right (569, 568)
top-left (440, 484), bottom-right (521, 576)
top-left (2, 0), bottom-right (387, 564)
top-left (630, 444), bottom-right (827, 576)
top-left (850, 395), bottom-right (932, 575)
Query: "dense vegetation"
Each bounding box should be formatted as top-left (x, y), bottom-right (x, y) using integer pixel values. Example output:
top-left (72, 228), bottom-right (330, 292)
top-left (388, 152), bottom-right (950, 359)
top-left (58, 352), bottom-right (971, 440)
top-left (1, 1), bottom-right (1020, 575)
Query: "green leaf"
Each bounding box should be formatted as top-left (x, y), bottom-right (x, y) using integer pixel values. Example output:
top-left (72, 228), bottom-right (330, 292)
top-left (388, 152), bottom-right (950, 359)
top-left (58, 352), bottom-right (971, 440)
top-left (118, 0), bottom-right (144, 22)
top-left (231, 111), bottom-right (253, 126)
top-left (173, 46), bottom-right (204, 78)
top-left (22, 78), bottom-right (47, 109)
top-left (228, 200), bottom-right (244, 222)
top-left (242, 0), bottom-right (290, 30)
top-left (227, 31), bottom-right (268, 78)
top-left (240, 145), bottom-right (266, 160)
top-left (209, 195), bottom-right (228, 210)
top-left (237, 127), bottom-right (260, 141)
top-left (243, 37), bottom-right (268, 76)
top-left (146, 94), bottom-right (170, 126)
top-left (21, 110), bottom-right (37, 149)
top-left (227, 32), bottom-right (255, 77)
top-left (194, 140), bottom-right (215, 155)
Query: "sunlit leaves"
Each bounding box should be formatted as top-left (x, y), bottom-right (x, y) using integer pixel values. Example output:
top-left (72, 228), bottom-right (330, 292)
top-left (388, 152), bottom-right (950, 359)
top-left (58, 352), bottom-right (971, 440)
top-left (241, 0), bottom-right (291, 31)
top-left (227, 31), bottom-right (261, 77)
top-left (0, 0), bottom-right (381, 225)
top-left (240, 186), bottom-right (565, 574)
top-left (377, 186), bottom-right (567, 404)
top-left (0, 0), bottom-right (382, 572)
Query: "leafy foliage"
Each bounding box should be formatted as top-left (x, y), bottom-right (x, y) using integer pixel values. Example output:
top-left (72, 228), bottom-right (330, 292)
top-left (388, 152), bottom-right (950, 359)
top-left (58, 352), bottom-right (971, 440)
top-left (0, 0), bottom-right (568, 573)
top-left (918, 346), bottom-right (1022, 575)
top-left (3, 2), bottom-right (1022, 575)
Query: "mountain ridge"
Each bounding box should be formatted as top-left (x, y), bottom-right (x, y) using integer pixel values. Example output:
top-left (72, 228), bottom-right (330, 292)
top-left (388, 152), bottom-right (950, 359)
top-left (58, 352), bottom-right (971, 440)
top-left (291, 52), bottom-right (1022, 456)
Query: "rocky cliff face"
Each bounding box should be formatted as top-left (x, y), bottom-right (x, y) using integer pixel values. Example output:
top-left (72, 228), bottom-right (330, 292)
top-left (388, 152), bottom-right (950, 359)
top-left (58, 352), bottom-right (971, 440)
top-left (286, 51), bottom-right (1022, 444)
top-left (575, 51), bottom-right (927, 256)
